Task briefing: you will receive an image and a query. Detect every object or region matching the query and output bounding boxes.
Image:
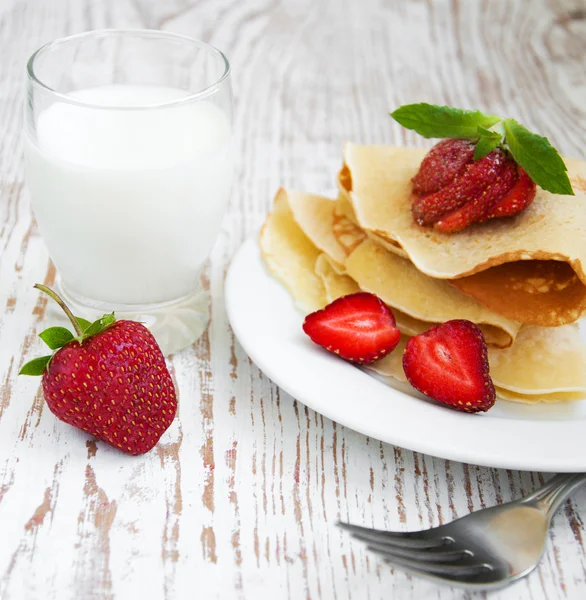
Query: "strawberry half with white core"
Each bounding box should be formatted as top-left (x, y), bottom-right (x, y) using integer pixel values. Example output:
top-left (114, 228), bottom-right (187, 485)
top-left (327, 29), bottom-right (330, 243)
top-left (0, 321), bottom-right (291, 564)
top-left (303, 292), bottom-right (401, 364)
top-left (402, 320), bottom-right (496, 413)
top-left (391, 104), bottom-right (574, 232)
top-left (19, 285), bottom-right (177, 455)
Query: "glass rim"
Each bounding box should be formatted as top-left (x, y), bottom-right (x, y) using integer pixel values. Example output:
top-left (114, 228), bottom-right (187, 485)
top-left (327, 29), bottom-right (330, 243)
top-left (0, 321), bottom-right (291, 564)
top-left (26, 29), bottom-right (231, 110)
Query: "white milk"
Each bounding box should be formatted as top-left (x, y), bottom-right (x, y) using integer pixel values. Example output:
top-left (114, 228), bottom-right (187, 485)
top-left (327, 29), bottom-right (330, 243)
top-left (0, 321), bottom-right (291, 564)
top-left (25, 84), bottom-right (233, 305)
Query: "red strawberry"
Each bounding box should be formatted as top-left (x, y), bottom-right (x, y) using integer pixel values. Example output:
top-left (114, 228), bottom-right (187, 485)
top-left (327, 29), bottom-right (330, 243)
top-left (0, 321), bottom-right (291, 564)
top-left (303, 292), bottom-right (401, 364)
top-left (412, 148), bottom-right (507, 225)
top-left (486, 168), bottom-right (537, 219)
top-left (434, 158), bottom-right (518, 233)
top-left (410, 136), bottom-right (540, 232)
top-left (20, 285), bottom-right (177, 455)
top-left (412, 138), bottom-right (475, 194)
top-left (402, 320), bottom-right (496, 413)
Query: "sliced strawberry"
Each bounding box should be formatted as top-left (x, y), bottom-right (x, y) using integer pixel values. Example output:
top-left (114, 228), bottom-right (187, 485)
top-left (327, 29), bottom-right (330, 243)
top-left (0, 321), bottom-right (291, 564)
top-left (486, 168), bottom-right (537, 219)
top-left (412, 139), bottom-right (475, 195)
top-left (412, 149), bottom-right (507, 226)
top-left (303, 292), bottom-right (401, 365)
top-left (402, 320), bottom-right (496, 413)
top-left (434, 159), bottom-right (518, 233)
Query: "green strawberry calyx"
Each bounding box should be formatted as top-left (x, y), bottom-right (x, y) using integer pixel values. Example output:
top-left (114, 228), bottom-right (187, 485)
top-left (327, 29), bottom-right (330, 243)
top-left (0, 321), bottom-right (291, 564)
top-left (390, 103), bottom-right (574, 196)
top-left (19, 284), bottom-right (116, 376)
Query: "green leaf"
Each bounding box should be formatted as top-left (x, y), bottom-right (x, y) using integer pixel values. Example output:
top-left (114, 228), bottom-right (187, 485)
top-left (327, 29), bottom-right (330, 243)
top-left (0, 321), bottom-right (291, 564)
top-left (390, 103), bottom-right (501, 139)
top-left (101, 313), bottom-right (116, 328)
top-left (39, 326), bottom-right (74, 350)
top-left (503, 119), bottom-right (574, 195)
top-left (477, 124), bottom-right (502, 139)
top-left (75, 317), bottom-right (92, 332)
top-left (83, 318), bottom-right (106, 338)
top-left (82, 313), bottom-right (116, 340)
top-left (19, 355), bottom-right (52, 376)
top-left (474, 125), bottom-right (502, 160)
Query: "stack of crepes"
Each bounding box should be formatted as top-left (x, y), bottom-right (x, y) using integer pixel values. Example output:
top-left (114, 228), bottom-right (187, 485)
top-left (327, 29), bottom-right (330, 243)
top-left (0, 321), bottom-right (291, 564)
top-left (260, 143), bottom-right (586, 404)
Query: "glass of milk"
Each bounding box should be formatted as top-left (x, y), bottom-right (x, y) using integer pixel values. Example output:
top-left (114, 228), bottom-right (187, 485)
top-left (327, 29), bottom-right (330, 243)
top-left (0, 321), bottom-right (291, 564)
top-left (24, 30), bottom-right (233, 354)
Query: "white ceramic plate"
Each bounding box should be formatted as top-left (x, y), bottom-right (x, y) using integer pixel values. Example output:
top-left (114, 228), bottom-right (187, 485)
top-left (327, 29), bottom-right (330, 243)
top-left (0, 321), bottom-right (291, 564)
top-left (225, 239), bottom-right (586, 472)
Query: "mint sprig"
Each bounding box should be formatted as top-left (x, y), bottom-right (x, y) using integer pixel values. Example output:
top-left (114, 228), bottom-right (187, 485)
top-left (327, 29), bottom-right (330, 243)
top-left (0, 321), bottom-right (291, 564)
top-left (19, 285), bottom-right (117, 377)
top-left (390, 103), bottom-right (574, 195)
top-left (474, 125), bottom-right (501, 160)
top-left (391, 104), bottom-right (500, 139)
top-left (502, 119), bottom-right (574, 195)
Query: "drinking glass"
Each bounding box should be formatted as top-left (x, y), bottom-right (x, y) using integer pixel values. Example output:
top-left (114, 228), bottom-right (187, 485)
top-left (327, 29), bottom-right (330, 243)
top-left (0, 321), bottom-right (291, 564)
top-left (24, 30), bottom-right (234, 354)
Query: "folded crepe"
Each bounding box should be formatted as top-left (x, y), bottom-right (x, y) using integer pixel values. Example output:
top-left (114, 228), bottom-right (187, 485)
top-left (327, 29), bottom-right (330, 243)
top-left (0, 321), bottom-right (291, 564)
top-left (314, 250), bottom-right (586, 401)
top-left (260, 187), bottom-right (586, 403)
top-left (260, 191), bottom-right (426, 340)
top-left (283, 188), bottom-right (521, 348)
top-left (341, 143), bottom-right (586, 327)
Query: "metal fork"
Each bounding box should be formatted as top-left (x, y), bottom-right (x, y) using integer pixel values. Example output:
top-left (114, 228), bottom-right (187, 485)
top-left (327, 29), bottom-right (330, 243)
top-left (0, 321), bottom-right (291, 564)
top-left (339, 473), bottom-right (586, 590)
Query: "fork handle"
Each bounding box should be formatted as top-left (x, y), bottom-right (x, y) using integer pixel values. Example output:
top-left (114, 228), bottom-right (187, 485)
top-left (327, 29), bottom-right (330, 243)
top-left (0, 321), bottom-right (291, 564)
top-left (523, 473), bottom-right (586, 520)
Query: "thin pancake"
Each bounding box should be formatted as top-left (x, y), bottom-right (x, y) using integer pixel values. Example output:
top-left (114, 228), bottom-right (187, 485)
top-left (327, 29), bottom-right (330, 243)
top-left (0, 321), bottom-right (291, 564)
top-left (337, 168), bottom-right (408, 258)
top-left (259, 188), bottom-right (326, 313)
top-left (342, 143), bottom-right (586, 326)
top-left (286, 190), bottom-right (356, 266)
top-left (344, 238), bottom-right (521, 348)
top-left (488, 324), bottom-right (586, 394)
top-left (315, 254), bottom-right (360, 300)
top-left (495, 388), bottom-right (586, 404)
top-left (315, 253), bottom-right (432, 337)
top-left (365, 337), bottom-right (408, 382)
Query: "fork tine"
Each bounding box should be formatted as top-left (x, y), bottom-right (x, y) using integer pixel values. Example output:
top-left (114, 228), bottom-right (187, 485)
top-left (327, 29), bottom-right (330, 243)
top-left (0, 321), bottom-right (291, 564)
top-left (367, 546), bottom-right (491, 578)
top-left (338, 522), bottom-right (449, 549)
top-left (362, 539), bottom-right (472, 563)
top-left (354, 539), bottom-right (471, 563)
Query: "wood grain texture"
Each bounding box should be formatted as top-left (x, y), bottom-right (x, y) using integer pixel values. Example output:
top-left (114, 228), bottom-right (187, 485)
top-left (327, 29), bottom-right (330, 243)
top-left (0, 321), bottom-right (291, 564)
top-left (0, 0), bottom-right (585, 598)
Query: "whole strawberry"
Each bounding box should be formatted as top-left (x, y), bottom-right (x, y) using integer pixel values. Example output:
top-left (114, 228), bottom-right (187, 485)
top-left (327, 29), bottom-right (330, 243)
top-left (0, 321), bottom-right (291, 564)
top-left (20, 285), bottom-right (177, 455)
top-left (410, 141), bottom-right (536, 232)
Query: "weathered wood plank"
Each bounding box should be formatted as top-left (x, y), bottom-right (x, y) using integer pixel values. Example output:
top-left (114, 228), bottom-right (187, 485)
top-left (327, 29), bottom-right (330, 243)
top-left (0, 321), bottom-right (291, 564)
top-left (0, 0), bottom-right (584, 598)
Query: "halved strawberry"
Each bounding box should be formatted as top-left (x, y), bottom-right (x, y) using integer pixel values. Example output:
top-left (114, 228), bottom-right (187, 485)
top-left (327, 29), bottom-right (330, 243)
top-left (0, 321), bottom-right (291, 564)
top-left (412, 139), bottom-right (475, 194)
top-left (434, 159), bottom-right (518, 233)
top-left (402, 320), bottom-right (496, 413)
top-left (486, 168), bottom-right (537, 219)
top-left (303, 292), bottom-right (401, 364)
top-left (412, 149), bottom-right (507, 226)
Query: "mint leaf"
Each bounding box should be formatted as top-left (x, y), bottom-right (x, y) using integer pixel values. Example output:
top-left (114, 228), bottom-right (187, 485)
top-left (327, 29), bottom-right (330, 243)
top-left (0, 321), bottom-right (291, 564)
top-left (75, 317), bottom-right (92, 332)
top-left (39, 327), bottom-right (74, 350)
top-left (19, 355), bottom-right (52, 376)
top-left (474, 137), bottom-right (500, 160)
top-left (474, 125), bottom-right (502, 160)
top-left (503, 119), bottom-right (574, 195)
top-left (391, 103), bottom-right (501, 139)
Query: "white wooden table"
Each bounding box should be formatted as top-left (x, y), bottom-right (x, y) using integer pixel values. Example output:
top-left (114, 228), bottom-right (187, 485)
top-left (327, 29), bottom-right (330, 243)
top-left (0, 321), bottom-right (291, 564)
top-left (1, 0), bottom-right (585, 598)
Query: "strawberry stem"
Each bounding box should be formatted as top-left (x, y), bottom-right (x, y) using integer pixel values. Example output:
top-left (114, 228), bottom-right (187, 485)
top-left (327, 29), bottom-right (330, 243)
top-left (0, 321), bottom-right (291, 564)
top-left (34, 284), bottom-right (84, 337)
